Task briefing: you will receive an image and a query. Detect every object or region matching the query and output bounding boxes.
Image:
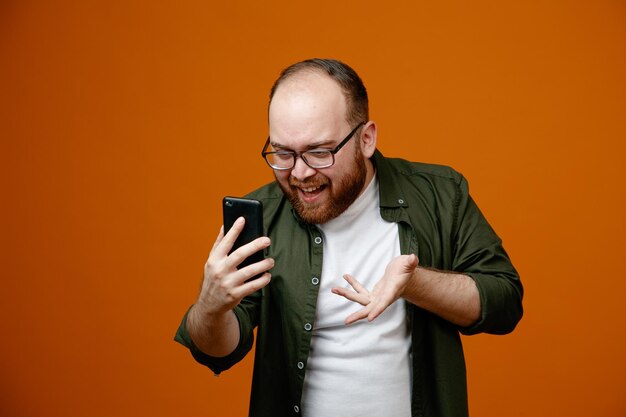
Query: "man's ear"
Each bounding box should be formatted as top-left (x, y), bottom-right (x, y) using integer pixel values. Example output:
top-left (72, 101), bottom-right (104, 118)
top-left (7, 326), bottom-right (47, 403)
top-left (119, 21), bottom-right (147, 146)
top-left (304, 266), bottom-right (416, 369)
top-left (359, 121), bottom-right (377, 158)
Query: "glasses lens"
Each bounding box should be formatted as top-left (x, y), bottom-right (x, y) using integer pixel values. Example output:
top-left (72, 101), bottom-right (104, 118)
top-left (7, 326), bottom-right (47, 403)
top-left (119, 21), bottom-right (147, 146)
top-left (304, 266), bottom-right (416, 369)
top-left (265, 152), bottom-right (295, 169)
top-left (302, 150), bottom-right (333, 168)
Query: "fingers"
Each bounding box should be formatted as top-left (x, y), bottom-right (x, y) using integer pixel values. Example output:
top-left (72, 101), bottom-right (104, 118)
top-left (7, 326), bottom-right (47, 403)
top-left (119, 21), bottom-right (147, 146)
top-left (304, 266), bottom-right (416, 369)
top-left (211, 225), bottom-right (225, 253)
top-left (343, 274), bottom-right (367, 293)
top-left (337, 270), bottom-right (403, 324)
top-left (202, 220), bottom-right (273, 311)
top-left (331, 286), bottom-right (370, 306)
top-left (405, 253), bottom-right (419, 271)
top-left (367, 299), bottom-right (390, 322)
top-left (208, 217), bottom-right (272, 276)
top-left (230, 271), bottom-right (273, 300)
top-left (343, 295), bottom-right (394, 325)
top-left (367, 281), bottom-right (403, 321)
top-left (331, 274), bottom-right (373, 325)
top-left (199, 270), bottom-right (272, 316)
top-left (345, 305), bottom-right (373, 325)
top-left (212, 217), bottom-right (246, 258)
top-left (331, 274), bottom-right (370, 304)
top-left (225, 236), bottom-right (272, 270)
top-left (234, 257), bottom-right (275, 284)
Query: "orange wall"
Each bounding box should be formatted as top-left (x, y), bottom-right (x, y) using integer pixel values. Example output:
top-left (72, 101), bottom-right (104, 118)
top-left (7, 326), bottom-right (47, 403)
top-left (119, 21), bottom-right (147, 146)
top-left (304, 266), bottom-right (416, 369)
top-left (2, 1), bottom-right (625, 416)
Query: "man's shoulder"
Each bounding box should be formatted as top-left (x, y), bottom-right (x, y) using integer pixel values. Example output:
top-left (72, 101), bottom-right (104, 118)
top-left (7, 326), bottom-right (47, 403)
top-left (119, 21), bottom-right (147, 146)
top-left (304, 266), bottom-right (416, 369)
top-left (375, 152), bottom-right (470, 209)
top-left (245, 181), bottom-right (282, 200)
top-left (379, 153), bottom-right (465, 185)
top-left (244, 181), bottom-right (285, 216)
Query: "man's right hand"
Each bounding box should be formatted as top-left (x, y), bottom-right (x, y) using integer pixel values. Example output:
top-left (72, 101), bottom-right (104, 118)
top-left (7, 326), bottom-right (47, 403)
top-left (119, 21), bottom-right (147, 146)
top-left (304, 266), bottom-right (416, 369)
top-left (187, 217), bottom-right (273, 357)
top-left (195, 217), bottom-right (274, 315)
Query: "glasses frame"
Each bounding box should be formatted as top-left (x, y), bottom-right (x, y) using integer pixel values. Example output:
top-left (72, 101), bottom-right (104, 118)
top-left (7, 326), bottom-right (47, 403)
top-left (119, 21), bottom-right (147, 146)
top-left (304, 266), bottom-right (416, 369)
top-left (261, 122), bottom-right (365, 170)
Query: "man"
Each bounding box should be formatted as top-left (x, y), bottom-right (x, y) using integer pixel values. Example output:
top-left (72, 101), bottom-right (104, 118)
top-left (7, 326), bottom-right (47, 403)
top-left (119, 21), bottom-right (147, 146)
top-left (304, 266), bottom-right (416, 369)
top-left (175, 58), bottom-right (523, 417)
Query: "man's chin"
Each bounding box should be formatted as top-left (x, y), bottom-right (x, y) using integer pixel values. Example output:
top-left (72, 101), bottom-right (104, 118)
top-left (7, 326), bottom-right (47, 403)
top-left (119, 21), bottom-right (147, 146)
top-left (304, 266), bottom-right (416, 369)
top-left (299, 210), bottom-right (332, 225)
top-left (280, 182), bottom-right (339, 224)
top-left (290, 197), bottom-right (333, 224)
top-left (294, 203), bottom-right (325, 223)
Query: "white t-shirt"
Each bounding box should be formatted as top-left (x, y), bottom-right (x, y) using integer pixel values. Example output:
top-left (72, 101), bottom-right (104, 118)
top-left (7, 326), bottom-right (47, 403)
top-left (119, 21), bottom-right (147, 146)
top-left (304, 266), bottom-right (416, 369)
top-left (301, 175), bottom-right (411, 417)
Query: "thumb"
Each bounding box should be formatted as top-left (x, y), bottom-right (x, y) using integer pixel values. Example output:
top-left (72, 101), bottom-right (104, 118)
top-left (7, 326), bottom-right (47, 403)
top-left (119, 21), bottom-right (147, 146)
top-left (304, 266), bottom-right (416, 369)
top-left (403, 254), bottom-right (419, 271)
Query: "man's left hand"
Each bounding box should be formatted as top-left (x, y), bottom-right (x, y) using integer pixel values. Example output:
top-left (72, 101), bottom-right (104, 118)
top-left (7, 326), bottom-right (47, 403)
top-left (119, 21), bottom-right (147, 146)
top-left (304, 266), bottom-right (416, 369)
top-left (332, 254), bottom-right (419, 325)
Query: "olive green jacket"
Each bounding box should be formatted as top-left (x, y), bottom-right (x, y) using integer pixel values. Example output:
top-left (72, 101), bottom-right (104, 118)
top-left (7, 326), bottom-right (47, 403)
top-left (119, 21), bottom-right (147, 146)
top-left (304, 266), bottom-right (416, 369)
top-left (175, 150), bottom-right (523, 417)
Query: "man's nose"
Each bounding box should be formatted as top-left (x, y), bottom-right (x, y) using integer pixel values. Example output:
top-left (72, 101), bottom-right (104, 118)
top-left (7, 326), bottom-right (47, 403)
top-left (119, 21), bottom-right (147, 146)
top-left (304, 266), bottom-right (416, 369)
top-left (290, 155), bottom-right (317, 181)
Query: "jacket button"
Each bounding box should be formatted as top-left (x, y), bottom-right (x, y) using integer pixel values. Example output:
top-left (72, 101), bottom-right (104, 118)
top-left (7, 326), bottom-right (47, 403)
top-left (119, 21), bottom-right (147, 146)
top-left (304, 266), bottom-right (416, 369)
top-left (297, 361), bottom-right (304, 370)
top-left (294, 405), bottom-right (300, 413)
top-left (311, 277), bottom-right (320, 285)
top-left (314, 236), bottom-right (322, 244)
top-left (304, 323), bottom-right (312, 331)
top-left (398, 198), bottom-right (405, 204)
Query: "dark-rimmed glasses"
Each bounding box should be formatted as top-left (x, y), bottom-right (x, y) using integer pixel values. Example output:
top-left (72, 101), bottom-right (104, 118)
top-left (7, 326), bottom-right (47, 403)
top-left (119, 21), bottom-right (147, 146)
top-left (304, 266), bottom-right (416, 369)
top-left (261, 122), bottom-right (365, 170)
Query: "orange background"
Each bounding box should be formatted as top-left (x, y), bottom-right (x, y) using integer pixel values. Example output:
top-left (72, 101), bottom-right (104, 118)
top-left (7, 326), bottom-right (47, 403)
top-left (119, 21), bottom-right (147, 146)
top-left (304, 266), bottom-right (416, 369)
top-left (2, 1), bottom-right (625, 416)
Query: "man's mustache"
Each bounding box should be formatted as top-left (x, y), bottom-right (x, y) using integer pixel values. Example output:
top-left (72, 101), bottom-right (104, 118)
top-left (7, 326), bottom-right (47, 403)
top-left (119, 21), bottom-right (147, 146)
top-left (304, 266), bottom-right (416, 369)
top-left (288, 175), bottom-right (329, 189)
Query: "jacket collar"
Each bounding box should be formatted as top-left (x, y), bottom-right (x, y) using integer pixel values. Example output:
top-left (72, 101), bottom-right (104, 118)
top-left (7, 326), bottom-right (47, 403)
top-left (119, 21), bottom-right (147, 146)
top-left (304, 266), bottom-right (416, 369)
top-left (373, 150), bottom-right (408, 209)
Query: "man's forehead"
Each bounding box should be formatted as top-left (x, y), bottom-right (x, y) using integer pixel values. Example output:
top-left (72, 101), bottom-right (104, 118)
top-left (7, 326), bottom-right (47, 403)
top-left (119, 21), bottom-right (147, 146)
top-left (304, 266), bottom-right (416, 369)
top-left (268, 118), bottom-right (344, 149)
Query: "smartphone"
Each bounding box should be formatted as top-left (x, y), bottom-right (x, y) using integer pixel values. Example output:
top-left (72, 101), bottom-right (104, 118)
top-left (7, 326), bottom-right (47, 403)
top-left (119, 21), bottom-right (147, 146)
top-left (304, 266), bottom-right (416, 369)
top-left (222, 197), bottom-right (265, 279)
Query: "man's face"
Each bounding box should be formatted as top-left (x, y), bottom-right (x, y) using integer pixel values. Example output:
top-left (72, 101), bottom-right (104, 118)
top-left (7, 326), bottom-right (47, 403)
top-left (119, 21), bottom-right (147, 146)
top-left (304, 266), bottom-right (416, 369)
top-left (268, 71), bottom-right (370, 224)
top-left (277, 137), bottom-right (368, 224)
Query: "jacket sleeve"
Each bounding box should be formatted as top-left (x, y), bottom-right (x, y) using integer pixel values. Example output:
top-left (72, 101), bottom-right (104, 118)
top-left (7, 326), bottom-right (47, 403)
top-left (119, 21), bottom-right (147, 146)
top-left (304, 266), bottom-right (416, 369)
top-left (451, 176), bottom-right (524, 335)
top-left (173, 291), bottom-right (262, 375)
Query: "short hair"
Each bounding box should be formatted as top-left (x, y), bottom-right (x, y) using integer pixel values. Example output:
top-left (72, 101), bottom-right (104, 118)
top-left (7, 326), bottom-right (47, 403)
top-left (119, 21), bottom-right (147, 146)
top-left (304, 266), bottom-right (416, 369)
top-left (269, 58), bottom-right (369, 126)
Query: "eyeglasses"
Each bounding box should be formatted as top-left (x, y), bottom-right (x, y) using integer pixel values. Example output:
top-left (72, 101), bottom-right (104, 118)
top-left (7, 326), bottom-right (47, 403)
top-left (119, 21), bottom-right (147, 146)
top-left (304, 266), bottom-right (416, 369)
top-left (261, 122), bottom-right (365, 170)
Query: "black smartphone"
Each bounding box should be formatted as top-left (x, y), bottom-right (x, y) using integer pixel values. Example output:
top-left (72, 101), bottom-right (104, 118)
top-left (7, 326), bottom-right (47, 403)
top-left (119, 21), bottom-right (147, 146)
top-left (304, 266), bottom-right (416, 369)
top-left (222, 197), bottom-right (265, 279)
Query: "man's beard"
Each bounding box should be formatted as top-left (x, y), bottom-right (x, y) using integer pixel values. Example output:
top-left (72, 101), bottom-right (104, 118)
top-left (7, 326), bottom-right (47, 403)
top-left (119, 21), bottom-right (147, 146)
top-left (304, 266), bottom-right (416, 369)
top-left (277, 147), bottom-right (368, 224)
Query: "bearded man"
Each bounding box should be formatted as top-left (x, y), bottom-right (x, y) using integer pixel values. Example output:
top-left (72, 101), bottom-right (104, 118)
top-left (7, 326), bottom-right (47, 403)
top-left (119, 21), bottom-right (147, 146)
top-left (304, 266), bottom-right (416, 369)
top-left (175, 58), bottom-right (523, 417)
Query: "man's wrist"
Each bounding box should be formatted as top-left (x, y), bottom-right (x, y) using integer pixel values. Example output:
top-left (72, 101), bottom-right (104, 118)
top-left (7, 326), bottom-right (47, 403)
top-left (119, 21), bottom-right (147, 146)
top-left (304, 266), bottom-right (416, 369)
top-left (401, 267), bottom-right (424, 305)
top-left (190, 301), bottom-right (229, 328)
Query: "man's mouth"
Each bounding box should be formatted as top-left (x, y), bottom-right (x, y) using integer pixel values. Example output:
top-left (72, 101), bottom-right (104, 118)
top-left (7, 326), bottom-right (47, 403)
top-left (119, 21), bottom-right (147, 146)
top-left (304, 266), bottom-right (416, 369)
top-left (301, 185), bottom-right (323, 193)
top-left (294, 183), bottom-right (328, 202)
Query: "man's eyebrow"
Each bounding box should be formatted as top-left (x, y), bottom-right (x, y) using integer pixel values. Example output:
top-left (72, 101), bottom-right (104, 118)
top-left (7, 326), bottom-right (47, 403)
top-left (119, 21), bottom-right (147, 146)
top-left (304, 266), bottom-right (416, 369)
top-left (306, 140), bottom-right (335, 149)
top-left (269, 141), bottom-right (291, 151)
top-left (270, 140), bottom-right (335, 151)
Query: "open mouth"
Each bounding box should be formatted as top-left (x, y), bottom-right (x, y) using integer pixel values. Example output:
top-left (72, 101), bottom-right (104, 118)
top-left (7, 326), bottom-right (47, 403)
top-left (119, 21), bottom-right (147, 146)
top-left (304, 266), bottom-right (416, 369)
top-left (296, 184), bottom-right (328, 202)
top-left (301, 185), bottom-right (323, 193)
